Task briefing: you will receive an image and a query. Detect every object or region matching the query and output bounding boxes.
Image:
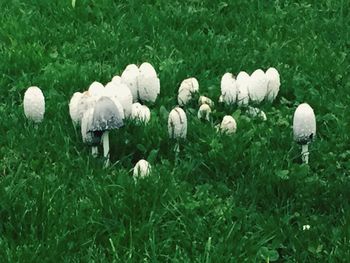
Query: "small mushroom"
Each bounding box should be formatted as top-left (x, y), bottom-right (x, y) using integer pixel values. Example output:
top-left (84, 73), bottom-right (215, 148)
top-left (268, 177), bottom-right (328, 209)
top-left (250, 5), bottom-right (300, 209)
top-left (89, 96), bottom-right (124, 167)
top-left (197, 104), bottom-right (211, 121)
top-left (265, 67), bottom-right (280, 102)
top-left (131, 102), bottom-right (151, 124)
top-left (248, 69), bottom-right (268, 104)
top-left (168, 107), bottom-right (187, 140)
top-left (219, 115), bottom-right (237, 134)
top-left (69, 92), bottom-right (83, 126)
top-left (23, 86), bottom-right (45, 123)
top-left (236, 71), bottom-right (250, 107)
top-left (133, 159), bottom-right (151, 179)
top-left (293, 103), bottom-right (316, 164)
top-left (246, 106), bottom-right (267, 121)
top-left (220, 73), bottom-right (237, 105)
top-left (177, 77), bottom-right (199, 106)
top-left (198, 95), bottom-right (214, 108)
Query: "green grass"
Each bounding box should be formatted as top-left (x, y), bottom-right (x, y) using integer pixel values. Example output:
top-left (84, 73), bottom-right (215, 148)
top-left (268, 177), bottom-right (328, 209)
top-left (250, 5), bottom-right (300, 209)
top-left (1, 0), bottom-right (350, 262)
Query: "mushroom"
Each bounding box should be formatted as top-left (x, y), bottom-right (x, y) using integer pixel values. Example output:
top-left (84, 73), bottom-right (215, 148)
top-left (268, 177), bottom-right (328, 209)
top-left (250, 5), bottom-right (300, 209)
top-left (89, 96), bottom-right (124, 166)
top-left (219, 115), bottom-right (237, 134)
top-left (111, 75), bottom-right (122, 85)
top-left (197, 104), bottom-right (211, 121)
top-left (198, 95), bottom-right (214, 108)
top-left (69, 92), bottom-right (83, 126)
top-left (168, 107), bottom-right (187, 140)
top-left (168, 106), bottom-right (187, 160)
top-left (220, 73), bottom-right (237, 105)
top-left (121, 64), bottom-right (139, 102)
top-left (137, 62), bottom-right (160, 103)
top-left (265, 67), bottom-right (280, 102)
top-left (248, 69), bottom-right (268, 104)
top-left (131, 102), bottom-right (151, 124)
top-left (246, 106), bottom-right (267, 121)
top-left (133, 159), bottom-right (151, 179)
top-left (236, 71), bottom-right (250, 107)
top-left (104, 81), bottom-right (133, 118)
top-left (177, 77), bottom-right (199, 106)
top-left (81, 107), bottom-right (101, 157)
top-left (23, 86), bottom-right (45, 123)
top-left (293, 103), bottom-right (316, 164)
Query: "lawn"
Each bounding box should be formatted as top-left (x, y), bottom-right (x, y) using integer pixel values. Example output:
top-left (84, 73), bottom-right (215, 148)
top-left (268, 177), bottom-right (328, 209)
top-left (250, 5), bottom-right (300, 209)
top-left (0, 0), bottom-right (350, 262)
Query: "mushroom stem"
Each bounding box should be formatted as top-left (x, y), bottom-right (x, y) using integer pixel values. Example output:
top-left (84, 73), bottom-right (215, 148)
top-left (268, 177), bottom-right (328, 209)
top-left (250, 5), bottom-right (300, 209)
top-left (92, 146), bottom-right (98, 157)
top-left (102, 131), bottom-right (110, 167)
top-left (301, 144), bottom-right (309, 164)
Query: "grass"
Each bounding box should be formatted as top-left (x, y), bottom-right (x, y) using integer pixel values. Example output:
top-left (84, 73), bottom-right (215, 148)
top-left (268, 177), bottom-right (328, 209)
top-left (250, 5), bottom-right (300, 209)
top-left (0, 0), bottom-right (350, 261)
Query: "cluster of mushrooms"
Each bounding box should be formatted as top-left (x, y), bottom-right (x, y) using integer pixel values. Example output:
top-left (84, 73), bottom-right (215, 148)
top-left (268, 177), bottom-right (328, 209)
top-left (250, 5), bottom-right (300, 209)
top-left (23, 62), bottom-right (317, 178)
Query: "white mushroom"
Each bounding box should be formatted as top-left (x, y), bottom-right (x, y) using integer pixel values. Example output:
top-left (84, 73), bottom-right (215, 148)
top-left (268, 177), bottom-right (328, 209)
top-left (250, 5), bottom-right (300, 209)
top-left (219, 115), bottom-right (237, 134)
top-left (131, 102), bottom-right (151, 124)
top-left (89, 96), bottom-right (124, 167)
top-left (265, 67), bottom-right (280, 102)
top-left (220, 73), bottom-right (237, 105)
top-left (168, 107), bottom-right (187, 139)
top-left (293, 103), bottom-right (316, 164)
top-left (133, 159), bottom-right (151, 179)
top-left (23, 86), bottom-right (45, 123)
top-left (69, 92), bottom-right (83, 126)
top-left (111, 75), bottom-right (122, 85)
top-left (236, 71), bottom-right (250, 107)
top-left (198, 95), bottom-right (214, 108)
top-left (137, 62), bottom-right (160, 103)
top-left (248, 69), bottom-right (268, 104)
top-left (121, 64), bottom-right (139, 102)
top-left (246, 106), bottom-right (267, 121)
top-left (104, 81), bottom-right (133, 118)
top-left (177, 77), bottom-right (199, 106)
top-left (197, 104), bottom-right (211, 121)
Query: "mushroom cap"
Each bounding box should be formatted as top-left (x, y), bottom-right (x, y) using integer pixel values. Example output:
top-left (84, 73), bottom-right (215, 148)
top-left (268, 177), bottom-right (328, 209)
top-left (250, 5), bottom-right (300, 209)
top-left (178, 77), bottom-right (199, 106)
top-left (131, 102), bottom-right (151, 124)
top-left (121, 64), bottom-right (139, 102)
top-left (293, 103), bottom-right (316, 144)
top-left (168, 107), bottom-right (187, 139)
top-left (220, 73), bottom-right (237, 105)
top-left (89, 96), bottom-right (124, 132)
top-left (23, 86), bottom-right (45, 123)
top-left (246, 106), bottom-right (267, 121)
top-left (88, 81), bottom-right (104, 97)
top-left (248, 69), bottom-right (268, 103)
top-left (104, 82), bottom-right (133, 118)
top-left (236, 72), bottom-right (250, 107)
top-left (220, 115), bottom-right (237, 134)
top-left (69, 92), bottom-right (83, 125)
top-left (137, 74), bottom-right (160, 103)
top-left (81, 107), bottom-right (101, 146)
top-left (198, 95), bottom-right (214, 108)
top-left (133, 159), bottom-right (151, 179)
top-left (265, 67), bottom-right (280, 102)
top-left (197, 103), bottom-right (211, 120)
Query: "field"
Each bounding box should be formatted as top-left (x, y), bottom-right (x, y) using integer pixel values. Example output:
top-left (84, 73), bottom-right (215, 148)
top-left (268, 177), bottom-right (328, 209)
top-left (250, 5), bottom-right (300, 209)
top-left (1, 0), bottom-right (350, 262)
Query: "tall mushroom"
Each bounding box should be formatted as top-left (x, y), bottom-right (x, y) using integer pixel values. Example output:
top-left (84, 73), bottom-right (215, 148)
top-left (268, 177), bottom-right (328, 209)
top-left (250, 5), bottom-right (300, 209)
top-left (23, 86), bottom-right (45, 123)
top-left (168, 106), bottom-right (187, 160)
top-left (89, 96), bottom-right (124, 167)
top-left (69, 92), bottom-right (83, 126)
top-left (137, 62), bottom-right (160, 103)
top-left (236, 71), bottom-right (250, 107)
top-left (293, 103), bottom-right (316, 164)
top-left (265, 67), bottom-right (280, 102)
top-left (220, 73), bottom-right (237, 105)
top-left (248, 69), bottom-right (268, 104)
